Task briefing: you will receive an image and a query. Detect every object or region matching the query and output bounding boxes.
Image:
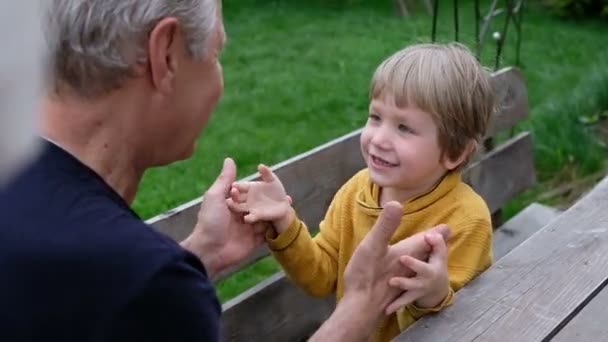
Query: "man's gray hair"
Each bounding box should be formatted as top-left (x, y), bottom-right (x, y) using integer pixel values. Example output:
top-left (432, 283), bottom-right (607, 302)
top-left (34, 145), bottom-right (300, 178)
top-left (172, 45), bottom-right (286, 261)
top-left (45, 0), bottom-right (218, 97)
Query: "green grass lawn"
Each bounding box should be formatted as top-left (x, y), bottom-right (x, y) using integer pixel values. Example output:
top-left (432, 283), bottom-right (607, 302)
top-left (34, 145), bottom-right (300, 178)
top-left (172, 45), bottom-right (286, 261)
top-left (133, 0), bottom-right (608, 301)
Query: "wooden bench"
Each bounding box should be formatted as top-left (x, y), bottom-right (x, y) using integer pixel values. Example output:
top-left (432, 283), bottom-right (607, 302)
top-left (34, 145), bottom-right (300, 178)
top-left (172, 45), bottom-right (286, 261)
top-left (146, 66), bottom-right (556, 341)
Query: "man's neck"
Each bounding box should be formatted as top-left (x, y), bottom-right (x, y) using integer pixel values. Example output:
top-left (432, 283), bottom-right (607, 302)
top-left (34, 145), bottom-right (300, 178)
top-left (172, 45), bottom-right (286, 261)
top-left (41, 93), bottom-right (146, 204)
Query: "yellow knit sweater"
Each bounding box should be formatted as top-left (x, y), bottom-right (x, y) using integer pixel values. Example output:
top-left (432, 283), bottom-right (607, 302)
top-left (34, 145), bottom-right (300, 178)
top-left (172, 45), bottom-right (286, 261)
top-left (267, 169), bottom-right (493, 342)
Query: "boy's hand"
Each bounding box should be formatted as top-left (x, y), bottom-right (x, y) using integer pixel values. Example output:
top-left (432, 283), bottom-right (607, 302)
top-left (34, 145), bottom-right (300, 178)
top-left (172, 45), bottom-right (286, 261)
top-left (385, 231), bottom-right (450, 314)
top-left (226, 164), bottom-right (293, 233)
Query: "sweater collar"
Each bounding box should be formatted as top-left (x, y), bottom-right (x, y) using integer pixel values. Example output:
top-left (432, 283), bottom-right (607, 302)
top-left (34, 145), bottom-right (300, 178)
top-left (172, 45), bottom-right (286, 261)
top-left (356, 171), bottom-right (461, 217)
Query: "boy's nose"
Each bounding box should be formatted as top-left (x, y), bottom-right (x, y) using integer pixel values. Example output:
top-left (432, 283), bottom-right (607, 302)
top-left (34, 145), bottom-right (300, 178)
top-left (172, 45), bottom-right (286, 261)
top-left (370, 127), bottom-right (392, 150)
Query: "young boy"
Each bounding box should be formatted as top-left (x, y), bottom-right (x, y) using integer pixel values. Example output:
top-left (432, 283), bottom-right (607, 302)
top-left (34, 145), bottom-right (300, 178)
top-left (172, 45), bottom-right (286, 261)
top-left (227, 43), bottom-right (495, 342)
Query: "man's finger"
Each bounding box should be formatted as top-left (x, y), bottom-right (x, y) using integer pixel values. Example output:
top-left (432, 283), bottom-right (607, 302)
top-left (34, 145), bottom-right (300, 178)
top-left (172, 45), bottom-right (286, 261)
top-left (231, 187), bottom-right (248, 203)
top-left (258, 164), bottom-right (275, 183)
top-left (207, 158), bottom-right (236, 197)
top-left (365, 201), bottom-right (403, 249)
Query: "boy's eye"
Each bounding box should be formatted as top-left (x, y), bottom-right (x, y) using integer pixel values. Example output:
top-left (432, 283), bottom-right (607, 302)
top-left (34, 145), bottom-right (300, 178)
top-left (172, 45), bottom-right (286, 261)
top-left (368, 114), bottom-right (381, 121)
top-left (398, 124), bottom-right (414, 133)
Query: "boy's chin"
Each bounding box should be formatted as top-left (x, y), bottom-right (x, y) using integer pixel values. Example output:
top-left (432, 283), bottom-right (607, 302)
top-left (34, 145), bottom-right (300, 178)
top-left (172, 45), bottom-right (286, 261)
top-left (368, 171), bottom-right (395, 188)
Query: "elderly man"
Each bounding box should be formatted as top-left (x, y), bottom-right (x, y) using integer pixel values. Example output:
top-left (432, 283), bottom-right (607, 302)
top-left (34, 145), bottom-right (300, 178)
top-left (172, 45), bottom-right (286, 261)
top-left (0, 1), bottom-right (449, 341)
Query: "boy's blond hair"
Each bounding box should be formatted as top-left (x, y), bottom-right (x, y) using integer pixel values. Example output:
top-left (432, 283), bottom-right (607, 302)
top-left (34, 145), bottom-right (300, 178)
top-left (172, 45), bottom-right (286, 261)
top-left (370, 42), bottom-right (495, 166)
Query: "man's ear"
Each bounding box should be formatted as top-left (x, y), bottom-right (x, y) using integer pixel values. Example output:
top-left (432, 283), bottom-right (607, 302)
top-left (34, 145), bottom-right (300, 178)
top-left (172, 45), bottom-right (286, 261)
top-left (442, 140), bottom-right (477, 171)
top-left (147, 17), bottom-right (180, 94)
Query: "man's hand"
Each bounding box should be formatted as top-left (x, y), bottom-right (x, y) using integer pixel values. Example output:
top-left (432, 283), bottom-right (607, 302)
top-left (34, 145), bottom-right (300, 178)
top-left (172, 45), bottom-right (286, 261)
top-left (309, 202), bottom-right (450, 342)
top-left (343, 202), bottom-right (451, 314)
top-left (181, 158), bottom-right (266, 278)
top-left (385, 232), bottom-right (451, 314)
top-left (227, 164), bottom-right (293, 233)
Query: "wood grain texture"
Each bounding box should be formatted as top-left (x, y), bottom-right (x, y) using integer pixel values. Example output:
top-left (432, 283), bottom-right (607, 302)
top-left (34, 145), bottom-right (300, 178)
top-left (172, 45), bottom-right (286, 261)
top-left (493, 203), bottom-right (561, 260)
top-left (396, 176), bottom-right (608, 342)
top-left (487, 67), bottom-right (529, 137)
top-left (551, 284), bottom-right (608, 341)
top-left (464, 132), bottom-right (536, 214)
top-left (221, 273), bottom-right (335, 342)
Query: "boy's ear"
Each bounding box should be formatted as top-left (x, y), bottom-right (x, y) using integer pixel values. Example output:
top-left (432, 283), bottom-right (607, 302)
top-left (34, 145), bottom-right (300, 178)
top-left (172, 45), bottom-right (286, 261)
top-left (442, 140), bottom-right (477, 171)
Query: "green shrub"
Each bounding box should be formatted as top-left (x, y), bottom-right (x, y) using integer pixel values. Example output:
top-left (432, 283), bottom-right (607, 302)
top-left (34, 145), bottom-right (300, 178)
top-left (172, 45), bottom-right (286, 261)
top-left (544, 0), bottom-right (608, 19)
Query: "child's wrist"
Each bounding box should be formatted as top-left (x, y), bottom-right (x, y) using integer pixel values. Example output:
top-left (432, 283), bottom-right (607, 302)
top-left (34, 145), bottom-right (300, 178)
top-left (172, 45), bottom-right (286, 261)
top-left (415, 285), bottom-right (449, 308)
top-left (273, 206), bottom-right (294, 234)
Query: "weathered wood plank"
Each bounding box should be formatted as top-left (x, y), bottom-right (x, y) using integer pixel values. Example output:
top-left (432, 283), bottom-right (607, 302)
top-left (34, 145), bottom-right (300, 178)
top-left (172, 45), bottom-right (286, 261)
top-left (487, 67), bottom-right (529, 137)
top-left (551, 284), bottom-right (608, 341)
top-left (396, 176), bottom-right (608, 342)
top-left (493, 203), bottom-right (561, 260)
top-left (221, 273), bottom-right (335, 342)
top-left (464, 132), bottom-right (536, 214)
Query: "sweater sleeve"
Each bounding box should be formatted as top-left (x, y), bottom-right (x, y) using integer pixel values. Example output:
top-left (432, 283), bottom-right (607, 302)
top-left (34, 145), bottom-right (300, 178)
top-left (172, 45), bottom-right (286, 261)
top-left (266, 188), bottom-right (346, 298)
top-left (398, 218), bottom-right (493, 328)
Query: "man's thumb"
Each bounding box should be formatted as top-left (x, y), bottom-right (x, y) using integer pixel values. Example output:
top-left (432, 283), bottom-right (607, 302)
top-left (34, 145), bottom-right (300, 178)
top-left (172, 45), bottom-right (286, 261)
top-left (368, 201), bottom-right (403, 247)
top-left (208, 158), bottom-right (236, 195)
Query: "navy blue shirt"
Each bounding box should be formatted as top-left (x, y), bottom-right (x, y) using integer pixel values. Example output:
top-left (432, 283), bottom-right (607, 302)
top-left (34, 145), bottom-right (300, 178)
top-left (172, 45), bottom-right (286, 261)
top-left (0, 141), bottom-right (221, 341)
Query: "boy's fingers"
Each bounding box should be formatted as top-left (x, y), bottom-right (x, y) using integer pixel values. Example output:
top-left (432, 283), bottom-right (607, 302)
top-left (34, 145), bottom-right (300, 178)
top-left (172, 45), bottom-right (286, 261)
top-left (427, 233), bottom-right (448, 264)
top-left (244, 213), bottom-right (259, 224)
top-left (388, 276), bottom-right (420, 291)
top-left (258, 164), bottom-right (275, 183)
top-left (232, 182), bottom-right (250, 194)
top-left (226, 198), bottom-right (249, 213)
top-left (385, 290), bottom-right (420, 315)
top-left (249, 207), bottom-right (283, 222)
top-left (400, 255), bottom-right (429, 276)
top-left (230, 187), bottom-right (248, 203)
top-left (431, 224), bottom-right (451, 242)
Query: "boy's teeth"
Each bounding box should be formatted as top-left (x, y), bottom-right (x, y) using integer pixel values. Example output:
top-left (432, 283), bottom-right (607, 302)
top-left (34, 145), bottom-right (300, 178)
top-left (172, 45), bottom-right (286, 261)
top-left (374, 156), bottom-right (393, 166)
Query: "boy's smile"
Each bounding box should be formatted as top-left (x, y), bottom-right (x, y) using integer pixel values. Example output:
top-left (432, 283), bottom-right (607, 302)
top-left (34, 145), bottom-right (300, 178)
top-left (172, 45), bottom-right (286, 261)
top-left (369, 154), bottom-right (399, 169)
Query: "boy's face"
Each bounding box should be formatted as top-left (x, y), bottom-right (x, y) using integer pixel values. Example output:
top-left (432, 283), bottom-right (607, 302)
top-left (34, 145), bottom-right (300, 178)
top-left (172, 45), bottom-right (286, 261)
top-left (360, 94), bottom-right (459, 197)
